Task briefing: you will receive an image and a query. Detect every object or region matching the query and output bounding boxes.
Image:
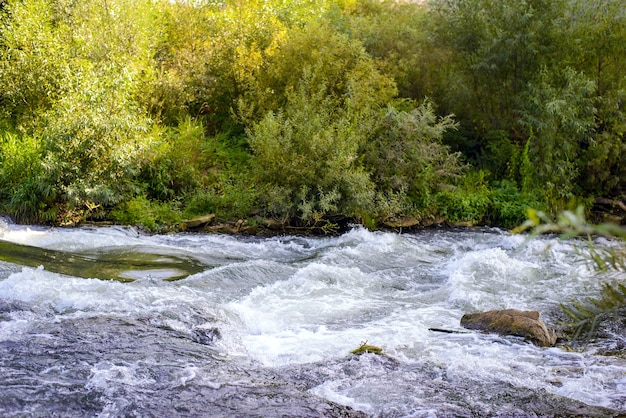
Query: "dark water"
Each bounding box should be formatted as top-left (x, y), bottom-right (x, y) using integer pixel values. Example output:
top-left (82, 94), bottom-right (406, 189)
top-left (0, 221), bottom-right (624, 417)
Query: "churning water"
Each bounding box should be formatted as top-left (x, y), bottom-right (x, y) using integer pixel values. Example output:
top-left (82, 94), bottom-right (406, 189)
top-left (0, 219), bottom-right (624, 417)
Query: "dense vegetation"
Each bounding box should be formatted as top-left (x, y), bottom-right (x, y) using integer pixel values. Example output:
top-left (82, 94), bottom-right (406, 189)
top-left (0, 0), bottom-right (624, 231)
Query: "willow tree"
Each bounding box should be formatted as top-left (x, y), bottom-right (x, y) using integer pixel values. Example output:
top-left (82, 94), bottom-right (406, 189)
top-left (0, 0), bottom-right (163, 222)
top-left (566, 0), bottom-right (626, 198)
top-left (246, 22), bottom-right (397, 223)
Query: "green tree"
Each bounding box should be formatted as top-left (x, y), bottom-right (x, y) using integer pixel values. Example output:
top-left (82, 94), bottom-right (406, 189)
top-left (147, 0), bottom-right (290, 132)
top-left (519, 67), bottom-right (597, 206)
top-left (246, 21), bottom-right (397, 222)
top-left (362, 100), bottom-right (463, 211)
top-left (330, 0), bottom-right (433, 100)
top-left (565, 0), bottom-right (626, 198)
top-left (0, 0), bottom-right (163, 221)
top-left (0, 0), bottom-right (69, 128)
top-left (429, 0), bottom-right (565, 135)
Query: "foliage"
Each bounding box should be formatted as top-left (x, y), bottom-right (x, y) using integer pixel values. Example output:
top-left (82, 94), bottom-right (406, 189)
top-left (428, 0), bottom-right (564, 133)
top-left (329, 0), bottom-right (431, 100)
top-left (0, 0), bottom-right (162, 221)
top-left (363, 100), bottom-right (463, 211)
top-left (0, 131), bottom-right (54, 223)
top-left (427, 0), bottom-right (626, 208)
top-left (239, 19), bottom-right (397, 125)
top-left (246, 21), bottom-right (396, 222)
top-left (561, 282), bottom-right (626, 340)
top-left (139, 118), bottom-right (206, 201)
top-left (110, 195), bottom-right (182, 232)
top-left (433, 171), bottom-right (491, 224)
top-left (183, 182), bottom-right (257, 221)
top-left (518, 67), bottom-right (597, 206)
top-left (490, 180), bottom-right (546, 228)
top-left (0, 0), bottom-right (625, 229)
top-left (248, 81), bottom-right (377, 222)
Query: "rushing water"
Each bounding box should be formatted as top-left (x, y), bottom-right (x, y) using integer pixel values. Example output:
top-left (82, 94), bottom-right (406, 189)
top-left (0, 219), bottom-right (625, 417)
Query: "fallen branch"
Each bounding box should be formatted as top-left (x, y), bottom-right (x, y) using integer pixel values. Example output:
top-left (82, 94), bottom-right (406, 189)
top-left (428, 328), bottom-right (469, 334)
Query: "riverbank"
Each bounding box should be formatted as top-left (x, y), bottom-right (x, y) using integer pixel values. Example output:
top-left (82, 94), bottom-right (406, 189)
top-left (5, 194), bottom-right (622, 238)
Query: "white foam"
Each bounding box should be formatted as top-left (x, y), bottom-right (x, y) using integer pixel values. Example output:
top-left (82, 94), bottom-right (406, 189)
top-left (445, 247), bottom-right (544, 310)
top-left (0, 266), bottom-right (216, 317)
top-left (310, 380), bottom-right (373, 414)
top-left (0, 224), bottom-right (143, 251)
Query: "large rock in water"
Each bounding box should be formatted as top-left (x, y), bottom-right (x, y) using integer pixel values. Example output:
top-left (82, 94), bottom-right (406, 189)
top-left (461, 309), bottom-right (557, 347)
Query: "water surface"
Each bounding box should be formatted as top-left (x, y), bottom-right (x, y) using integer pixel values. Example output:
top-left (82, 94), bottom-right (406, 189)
top-left (0, 220), bottom-right (624, 416)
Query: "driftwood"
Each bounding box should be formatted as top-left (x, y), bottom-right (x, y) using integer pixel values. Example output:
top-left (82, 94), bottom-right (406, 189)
top-left (595, 197), bottom-right (626, 213)
top-left (428, 327), bottom-right (469, 334)
top-left (181, 214), bottom-right (216, 229)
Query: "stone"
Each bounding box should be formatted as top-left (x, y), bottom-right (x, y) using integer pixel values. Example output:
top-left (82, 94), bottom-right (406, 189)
top-left (191, 326), bottom-right (222, 345)
top-left (383, 217), bottom-right (420, 228)
top-left (461, 309), bottom-right (557, 347)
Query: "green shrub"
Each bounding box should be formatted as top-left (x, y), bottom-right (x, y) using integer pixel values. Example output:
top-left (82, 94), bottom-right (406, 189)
top-left (111, 196), bottom-right (181, 232)
top-left (38, 85), bottom-right (155, 210)
top-left (139, 118), bottom-right (205, 201)
top-left (239, 20), bottom-right (396, 125)
top-left (434, 171), bottom-right (491, 224)
top-left (363, 99), bottom-right (464, 212)
top-left (0, 131), bottom-right (56, 223)
top-left (248, 82), bottom-right (376, 221)
top-left (246, 21), bottom-right (396, 222)
top-left (490, 180), bottom-right (546, 228)
top-left (183, 182), bottom-right (257, 221)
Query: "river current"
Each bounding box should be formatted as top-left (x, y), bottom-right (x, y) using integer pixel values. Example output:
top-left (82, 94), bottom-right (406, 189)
top-left (0, 220), bottom-right (624, 417)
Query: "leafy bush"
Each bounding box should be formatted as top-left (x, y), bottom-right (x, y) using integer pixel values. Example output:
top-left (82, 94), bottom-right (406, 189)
top-left (139, 117), bottom-right (206, 201)
top-left (184, 181), bottom-right (257, 221)
top-left (433, 171), bottom-right (491, 224)
top-left (248, 81), bottom-right (376, 221)
top-left (490, 180), bottom-right (546, 228)
top-left (363, 99), bottom-right (464, 211)
top-left (111, 195), bottom-right (181, 232)
top-left (0, 131), bottom-right (56, 223)
top-left (246, 21), bottom-right (396, 222)
top-left (38, 84), bottom-right (155, 210)
top-left (519, 67), bottom-right (597, 207)
top-left (238, 18), bottom-right (397, 122)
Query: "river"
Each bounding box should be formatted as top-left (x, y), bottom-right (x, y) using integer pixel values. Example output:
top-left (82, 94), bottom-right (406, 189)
top-left (0, 219), bottom-right (624, 417)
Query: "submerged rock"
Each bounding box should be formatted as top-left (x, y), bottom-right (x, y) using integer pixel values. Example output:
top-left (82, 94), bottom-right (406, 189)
top-left (192, 326), bottom-right (222, 346)
top-left (461, 309), bottom-right (557, 347)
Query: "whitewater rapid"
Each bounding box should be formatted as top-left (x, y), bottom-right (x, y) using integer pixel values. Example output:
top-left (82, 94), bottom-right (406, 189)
top-left (0, 220), bottom-right (624, 416)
